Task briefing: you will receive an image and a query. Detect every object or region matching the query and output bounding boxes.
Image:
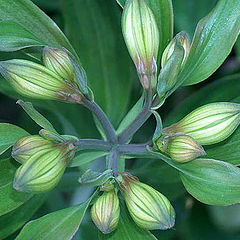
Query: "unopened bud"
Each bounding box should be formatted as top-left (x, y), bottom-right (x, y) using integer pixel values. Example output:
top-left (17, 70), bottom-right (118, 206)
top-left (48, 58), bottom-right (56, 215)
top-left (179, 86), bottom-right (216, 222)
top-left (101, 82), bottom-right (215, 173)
top-left (13, 141), bottom-right (76, 193)
top-left (122, 0), bottom-right (159, 89)
top-left (156, 135), bottom-right (206, 163)
top-left (0, 59), bottom-right (83, 103)
top-left (161, 31), bottom-right (190, 68)
top-left (118, 172), bottom-right (175, 230)
top-left (91, 189), bottom-right (120, 234)
top-left (12, 135), bottom-right (54, 164)
top-left (163, 102), bottom-right (240, 145)
top-left (43, 47), bottom-right (75, 83)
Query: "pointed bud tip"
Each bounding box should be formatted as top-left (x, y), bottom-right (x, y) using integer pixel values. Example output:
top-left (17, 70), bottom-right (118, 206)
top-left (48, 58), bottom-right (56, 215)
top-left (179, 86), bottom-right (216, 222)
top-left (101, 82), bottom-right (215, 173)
top-left (119, 173), bottom-right (175, 230)
top-left (122, 0), bottom-right (159, 89)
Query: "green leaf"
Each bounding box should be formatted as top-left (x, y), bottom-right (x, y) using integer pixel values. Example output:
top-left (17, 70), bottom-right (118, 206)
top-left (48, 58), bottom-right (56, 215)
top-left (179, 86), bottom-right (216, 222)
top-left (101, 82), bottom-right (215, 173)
top-left (66, 50), bottom-right (89, 97)
top-left (0, 194), bottom-right (46, 240)
top-left (173, 0), bottom-right (218, 37)
top-left (117, 0), bottom-right (173, 65)
top-left (165, 74), bottom-right (240, 126)
top-left (149, 150), bottom-right (240, 206)
top-left (15, 195), bottom-right (94, 240)
top-left (93, 115), bottom-right (107, 141)
top-left (179, 159), bottom-right (240, 206)
top-left (99, 201), bottom-right (157, 240)
top-left (62, 0), bottom-right (132, 126)
top-left (69, 150), bottom-right (108, 168)
top-left (0, 158), bottom-right (32, 216)
top-left (0, 21), bottom-right (44, 52)
top-left (236, 37), bottom-right (240, 62)
top-left (133, 159), bottom-right (184, 201)
top-left (178, 0), bottom-right (240, 86)
top-left (17, 100), bottom-right (58, 134)
top-left (207, 134), bottom-right (240, 164)
top-left (79, 169), bottom-right (113, 187)
top-left (164, 75), bottom-right (240, 166)
top-left (0, 0), bottom-right (76, 57)
top-left (117, 94), bottom-right (144, 135)
top-left (0, 123), bottom-right (29, 155)
top-left (152, 111), bottom-right (163, 143)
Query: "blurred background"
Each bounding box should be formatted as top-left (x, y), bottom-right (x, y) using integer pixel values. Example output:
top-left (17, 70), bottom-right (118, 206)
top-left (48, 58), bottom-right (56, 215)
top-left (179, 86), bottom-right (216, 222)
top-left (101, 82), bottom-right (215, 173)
top-left (1, 0), bottom-right (240, 239)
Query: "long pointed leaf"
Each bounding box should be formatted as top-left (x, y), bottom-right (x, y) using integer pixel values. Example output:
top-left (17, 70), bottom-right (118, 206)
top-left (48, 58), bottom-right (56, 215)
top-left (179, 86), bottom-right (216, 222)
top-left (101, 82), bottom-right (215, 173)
top-left (178, 0), bottom-right (240, 86)
top-left (62, 0), bottom-right (132, 126)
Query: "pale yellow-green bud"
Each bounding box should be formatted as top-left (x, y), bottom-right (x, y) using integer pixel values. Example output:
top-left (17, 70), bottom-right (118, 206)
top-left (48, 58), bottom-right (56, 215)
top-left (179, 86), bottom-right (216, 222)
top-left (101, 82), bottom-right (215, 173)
top-left (156, 135), bottom-right (206, 163)
top-left (12, 135), bottom-right (55, 164)
top-left (118, 172), bottom-right (175, 230)
top-left (122, 0), bottom-right (159, 89)
top-left (91, 189), bottom-right (120, 234)
top-left (163, 102), bottom-right (240, 145)
top-left (43, 46), bottom-right (75, 83)
top-left (0, 59), bottom-right (83, 103)
top-left (13, 141), bottom-right (76, 193)
top-left (161, 31), bottom-right (190, 69)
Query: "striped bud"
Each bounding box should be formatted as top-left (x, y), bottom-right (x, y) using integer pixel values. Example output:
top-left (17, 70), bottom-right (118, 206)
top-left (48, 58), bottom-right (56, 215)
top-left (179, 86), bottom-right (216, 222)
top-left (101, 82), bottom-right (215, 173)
top-left (118, 172), bottom-right (175, 230)
top-left (13, 141), bottom-right (76, 193)
top-left (43, 47), bottom-right (75, 83)
top-left (0, 59), bottom-right (83, 103)
top-left (12, 135), bottom-right (54, 164)
top-left (161, 31), bottom-right (190, 68)
top-left (91, 189), bottom-right (120, 234)
top-left (122, 0), bottom-right (159, 89)
top-left (163, 102), bottom-right (240, 145)
top-left (156, 135), bottom-right (206, 163)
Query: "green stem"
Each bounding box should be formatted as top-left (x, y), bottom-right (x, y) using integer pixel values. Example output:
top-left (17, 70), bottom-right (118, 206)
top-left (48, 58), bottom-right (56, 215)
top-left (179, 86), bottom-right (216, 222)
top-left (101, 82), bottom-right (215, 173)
top-left (82, 99), bottom-right (117, 143)
top-left (108, 149), bottom-right (120, 176)
top-left (118, 90), bottom-right (153, 144)
top-left (118, 143), bottom-right (150, 155)
top-left (74, 139), bottom-right (112, 151)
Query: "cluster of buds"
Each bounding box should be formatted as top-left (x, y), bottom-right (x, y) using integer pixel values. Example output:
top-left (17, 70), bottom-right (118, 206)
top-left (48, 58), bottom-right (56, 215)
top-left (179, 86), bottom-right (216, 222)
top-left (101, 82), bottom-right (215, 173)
top-left (122, 0), bottom-right (159, 90)
top-left (157, 102), bottom-right (240, 163)
top-left (91, 183), bottom-right (120, 234)
top-left (163, 102), bottom-right (240, 145)
top-left (0, 47), bottom-right (87, 103)
top-left (122, 0), bottom-right (191, 97)
top-left (12, 135), bottom-right (76, 193)
top-left (90, 173), bottom-right (175, 234)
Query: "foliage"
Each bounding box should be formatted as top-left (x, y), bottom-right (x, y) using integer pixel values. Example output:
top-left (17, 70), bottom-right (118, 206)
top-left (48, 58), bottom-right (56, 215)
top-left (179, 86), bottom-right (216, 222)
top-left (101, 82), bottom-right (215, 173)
top-left (0, 0), bottom-right (239, 239)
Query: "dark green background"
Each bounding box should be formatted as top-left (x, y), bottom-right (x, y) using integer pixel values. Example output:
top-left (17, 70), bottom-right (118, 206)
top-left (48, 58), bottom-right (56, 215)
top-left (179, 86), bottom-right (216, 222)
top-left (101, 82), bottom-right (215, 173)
top-left (0, 0), bottom-right (240, 239)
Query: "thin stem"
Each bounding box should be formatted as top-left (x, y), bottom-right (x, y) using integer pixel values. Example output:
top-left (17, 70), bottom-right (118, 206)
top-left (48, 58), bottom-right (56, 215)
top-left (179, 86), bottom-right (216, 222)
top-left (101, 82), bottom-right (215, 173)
top-left (108, 149), bottom-right (120, 176)
top-left (118, 143), bottom-right (150, 155)
top-left (74, 139), bottom-right (112, 151)
top-left (118, 90), bottom-right (153, 144)
top-left (82, 99), bottom-right (117, 143)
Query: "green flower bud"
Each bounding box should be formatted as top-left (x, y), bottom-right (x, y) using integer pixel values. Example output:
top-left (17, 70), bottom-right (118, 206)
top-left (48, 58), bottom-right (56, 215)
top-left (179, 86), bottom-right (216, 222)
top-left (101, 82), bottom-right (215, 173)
top-left (156, 135), bottom-right (206, 163)
top-left (163, 102), bottom-right (240, 145)
top-left (161, 31), bottom-right (190, 69)
top-left (118, 173), bottom-right (175, 230)
top-left (0, 59), bottom-right (83, 103)
top-left (91, 189), bottom-right (120, 234)
top-left (13, 141), bottom-right (76, 193)
top-left (12, 135), bottom-right (55, 164)
top-left (43, 46), bottom-right (75, 83)
top-left (122, 0), bottom-right (159, 89)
